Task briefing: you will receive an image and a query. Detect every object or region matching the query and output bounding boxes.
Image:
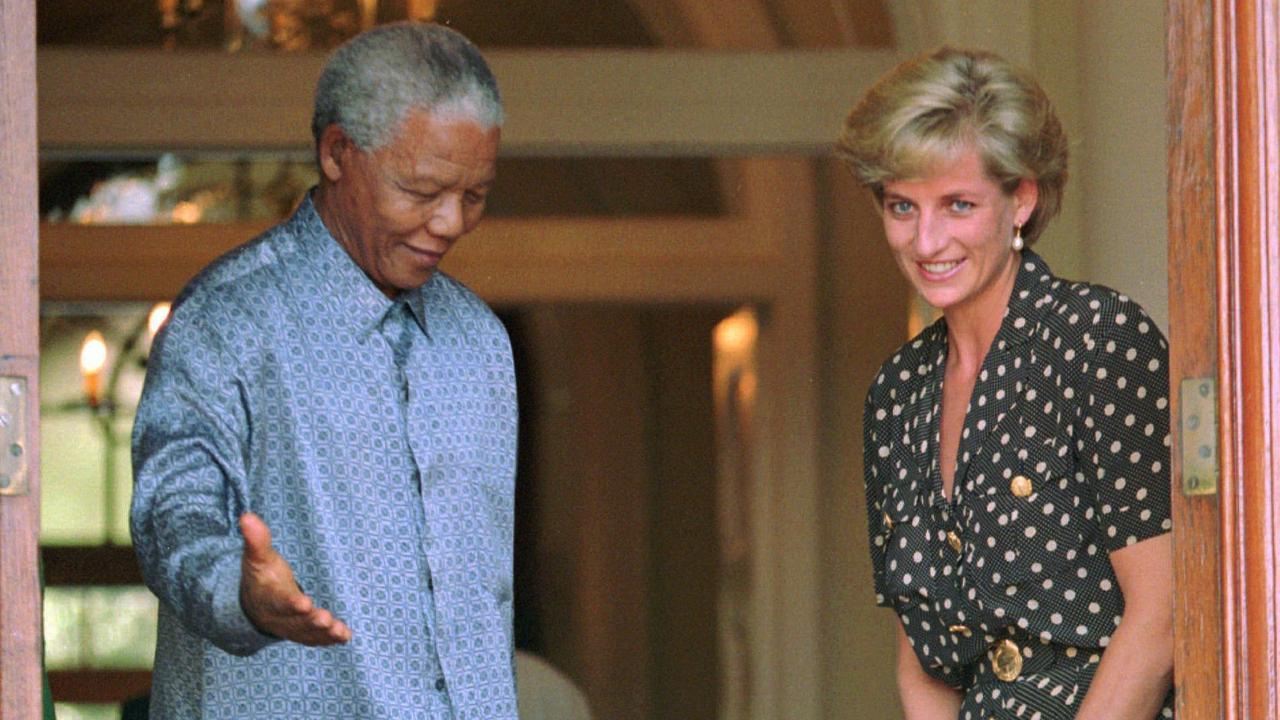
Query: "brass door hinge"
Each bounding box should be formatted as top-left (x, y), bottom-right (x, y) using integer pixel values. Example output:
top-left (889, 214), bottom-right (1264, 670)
top-left (0, 375), bottom-right (29, 496)
top-left (1180, 378), bottom-right (1218, 496)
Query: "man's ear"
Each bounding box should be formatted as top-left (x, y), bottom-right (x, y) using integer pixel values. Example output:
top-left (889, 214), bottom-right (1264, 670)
top-left (317, 124), bottom-right (352, 183)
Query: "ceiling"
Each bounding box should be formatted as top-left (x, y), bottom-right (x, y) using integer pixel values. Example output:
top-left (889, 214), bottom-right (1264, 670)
top-left (36, 0), bottom-right (896, 220)
top-left (37, 0), bottom-right (894, 49)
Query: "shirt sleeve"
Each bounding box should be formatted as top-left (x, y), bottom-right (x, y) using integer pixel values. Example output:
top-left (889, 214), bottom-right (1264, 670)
top-left (862, 372), bottom-right (894, 608)
top-left (1074, 294), bottom-right (1173, 553)
top-left (129, 302), bottom-right (278, 656)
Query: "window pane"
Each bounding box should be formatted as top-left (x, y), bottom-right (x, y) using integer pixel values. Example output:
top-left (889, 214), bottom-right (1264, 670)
top-left (44, 586), bottom-right (158, 671)
top-left (53, 704), bottom-right (121, 720)
top-left (83, 587), bottom-right (159, 669)
top-left (40, 303), bottom-right (154, 546)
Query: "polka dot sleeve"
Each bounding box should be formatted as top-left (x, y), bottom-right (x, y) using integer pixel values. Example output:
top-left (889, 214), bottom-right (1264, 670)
top-left (862, 374), bottom-right (892, 607)
top-left (1074, 294), bottom-right (1173, 552)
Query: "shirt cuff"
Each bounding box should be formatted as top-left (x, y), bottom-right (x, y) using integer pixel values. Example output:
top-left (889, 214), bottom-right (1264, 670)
top-left (209, 554), bottom-right (280, 657)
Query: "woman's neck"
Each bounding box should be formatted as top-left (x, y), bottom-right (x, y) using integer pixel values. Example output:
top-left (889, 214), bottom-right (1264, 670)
top-left (944, 252), bottom-right (1021, 371)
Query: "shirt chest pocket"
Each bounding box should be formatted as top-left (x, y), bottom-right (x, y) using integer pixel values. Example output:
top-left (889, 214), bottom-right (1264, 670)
top-left (962, 454), bottom-right (1087, 588)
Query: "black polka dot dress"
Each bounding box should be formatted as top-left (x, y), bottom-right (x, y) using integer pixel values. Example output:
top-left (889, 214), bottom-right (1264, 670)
top-left (863, 250), bottom-right (1175, 719)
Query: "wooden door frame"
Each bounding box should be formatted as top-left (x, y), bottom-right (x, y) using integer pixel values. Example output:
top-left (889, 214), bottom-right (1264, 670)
top-left (0, 0), bottom-right (43, 717)
top-left (9, 1), bottom-right (1280, 717)
top-left (1168, 0), bottom-right (1280, 718)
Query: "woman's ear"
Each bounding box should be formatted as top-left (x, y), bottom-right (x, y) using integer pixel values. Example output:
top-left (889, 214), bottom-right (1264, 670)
top-left (1013, 178), bottom-right (1039, 226)
top-left (317, 124), bottom-right (350, 183)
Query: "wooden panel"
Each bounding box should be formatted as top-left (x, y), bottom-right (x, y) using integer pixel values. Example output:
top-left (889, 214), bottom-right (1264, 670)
top-left (1216, 1), bottom-right (1280, 718)
top-left (647, 310), bottom-right (722, 720)
top-left (522, 309), bottom-right (652, 720)
top-left (748, 158), bottom-right (822, 720)
top-left (41, 546), bottom-right (144, 586)
top-left (622, 0), bottom-right (777, 49)
top-left (38, 214), bottom-right (782, 303)
top-left (1172, 0), bottom-right (1280, 717)
top-left (1165, 1), bottom-right (1224, 717)
top-left (37, 48), bottom-right (899, 156)
top-left (765, 0), bottom-right (895, 47)
top-left (0, 0), bottom-right (43, 717)
top-left (47, 669), bottom-right (150, 705)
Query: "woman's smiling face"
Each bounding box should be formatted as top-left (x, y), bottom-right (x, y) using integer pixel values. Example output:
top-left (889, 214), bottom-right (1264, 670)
top-left (879, 145), bottom-right (1038, 318)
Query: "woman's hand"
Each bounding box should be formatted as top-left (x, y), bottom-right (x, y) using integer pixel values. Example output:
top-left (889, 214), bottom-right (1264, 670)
top-left (894, 619), bottom-right (963, 720)
top-left (1074, 533), bottom-right (1174, 719)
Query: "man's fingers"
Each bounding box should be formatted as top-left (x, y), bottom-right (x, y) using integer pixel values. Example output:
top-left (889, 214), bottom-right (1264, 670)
top-left (320, 618), bottom-right (352, 644)
top-left (309, 608), bottom-right (334, 630)
top-left (287, 610), bottom-right (353, 646)
top-left (239, 512), bottom-right (275, 565)
top-left (289, 593), bottom-right (315, 616)
top-left (237, 512), bottom-right (353, 646)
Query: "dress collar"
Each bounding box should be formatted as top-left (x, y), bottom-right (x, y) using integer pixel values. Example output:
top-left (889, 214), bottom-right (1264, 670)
top-left (990, 248), bottom-right (1056, 353)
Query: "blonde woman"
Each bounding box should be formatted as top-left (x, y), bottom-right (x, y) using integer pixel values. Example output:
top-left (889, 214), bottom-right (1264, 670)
top-left (840, 48), bottom-right (1174, 719)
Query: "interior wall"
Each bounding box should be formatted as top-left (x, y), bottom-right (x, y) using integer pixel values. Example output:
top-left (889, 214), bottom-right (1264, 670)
top-left (817, 158), bottom-right (910, 720)
top-left (1077, 0), bottom-right (1169, 330)
top-left (513, 305), bottom-right (723, 720)
top-left (1029, 0), bottom-right (1085, 281)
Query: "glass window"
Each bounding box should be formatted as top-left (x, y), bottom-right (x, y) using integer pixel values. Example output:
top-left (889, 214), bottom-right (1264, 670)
top-left (44, 586), bottom-right (158, 670)
top-left (40, 302), bottom-right (162, 545)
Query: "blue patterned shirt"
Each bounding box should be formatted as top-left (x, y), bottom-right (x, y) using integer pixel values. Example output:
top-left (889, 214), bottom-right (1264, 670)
top-left (131, 195), bottom-right (518, 719)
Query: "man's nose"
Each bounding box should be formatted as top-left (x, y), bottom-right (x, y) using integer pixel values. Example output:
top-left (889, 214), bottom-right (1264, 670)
top-left (427, 195), bottom-right (465, 239)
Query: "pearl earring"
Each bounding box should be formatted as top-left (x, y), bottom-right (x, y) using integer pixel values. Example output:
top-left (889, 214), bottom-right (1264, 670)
top-left (1012, 225), bottom-right (1025, 251)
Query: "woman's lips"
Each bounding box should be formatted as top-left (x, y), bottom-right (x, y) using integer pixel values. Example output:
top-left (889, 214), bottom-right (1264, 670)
top-left (917, 258), bottom-right (964, 281)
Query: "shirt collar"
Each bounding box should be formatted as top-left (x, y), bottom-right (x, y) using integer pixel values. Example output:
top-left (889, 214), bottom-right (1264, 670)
top-left (289, 191), bottom-right (433, 341)
top-left (991, 248), bottom-right (1056, 352)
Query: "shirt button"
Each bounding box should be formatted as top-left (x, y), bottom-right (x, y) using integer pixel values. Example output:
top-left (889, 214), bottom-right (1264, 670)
top-left (947, 530), bottom-right (962, 553)
top-left (435, 677), bottom-right (447, 692)
top-left (1011, 474), bottom-right (1033, 497)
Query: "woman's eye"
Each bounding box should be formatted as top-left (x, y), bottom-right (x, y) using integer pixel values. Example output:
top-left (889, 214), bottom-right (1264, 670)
top-left (887, 201), bottom-right (913, 215)
top-left (949, 200), bottom-right (974, 212)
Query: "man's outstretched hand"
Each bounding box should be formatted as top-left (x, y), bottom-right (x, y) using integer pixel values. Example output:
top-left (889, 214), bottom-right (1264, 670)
top-left (239, 512), bottom-right (352, 646)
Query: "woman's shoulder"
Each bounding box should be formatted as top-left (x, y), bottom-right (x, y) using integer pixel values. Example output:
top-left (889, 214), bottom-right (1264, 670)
top-left (1036, 272), bottom-right (1167, 349)
top-left (865, 320), bottom-right (945, 404)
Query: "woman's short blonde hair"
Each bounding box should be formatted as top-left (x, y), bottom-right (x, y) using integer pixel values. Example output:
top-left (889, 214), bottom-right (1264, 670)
top-left (836, 47), bottom-right (1068, 245)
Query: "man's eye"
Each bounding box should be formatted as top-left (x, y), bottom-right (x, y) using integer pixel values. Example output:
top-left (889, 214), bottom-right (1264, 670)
top-left (402, 187), bottom-right (440, 202)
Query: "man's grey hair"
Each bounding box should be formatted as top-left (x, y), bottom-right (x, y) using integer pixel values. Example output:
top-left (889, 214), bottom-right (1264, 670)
top-left (312, 22), bottom-right (503, 152)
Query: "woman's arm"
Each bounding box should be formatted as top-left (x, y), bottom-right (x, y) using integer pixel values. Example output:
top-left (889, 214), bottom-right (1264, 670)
top-left (894, 619), bottom-right (962, 720)
top-left (1074, 533), bottom-right (1174, 719)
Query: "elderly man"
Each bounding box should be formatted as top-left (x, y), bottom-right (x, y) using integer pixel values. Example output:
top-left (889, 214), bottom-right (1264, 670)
top-left (130, 23), bottom-right (516, 719)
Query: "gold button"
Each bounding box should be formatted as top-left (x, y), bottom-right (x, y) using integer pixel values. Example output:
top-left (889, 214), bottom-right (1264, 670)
top-left (948, 624), bottom-right (972, 637)
top-left (1010, 474), bottom-right (1033, 497)
top-left (883, 512), bottom-right (894, 531)
top-left (991, 638), bottom-right (1023, 681)
top-left (947, 530), bottom-right (962, 552)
